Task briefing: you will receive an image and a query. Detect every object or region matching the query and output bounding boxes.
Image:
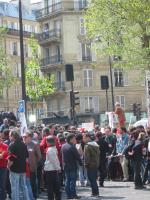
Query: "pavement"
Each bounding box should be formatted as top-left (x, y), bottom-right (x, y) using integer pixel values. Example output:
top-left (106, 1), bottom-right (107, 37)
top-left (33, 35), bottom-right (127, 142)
top-left (37, 181), bottom-right (150, 200)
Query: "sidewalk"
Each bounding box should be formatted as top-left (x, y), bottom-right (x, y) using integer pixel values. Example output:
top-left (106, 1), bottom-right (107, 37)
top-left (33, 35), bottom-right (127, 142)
top-left (38, 181), bottom-right (150, 200)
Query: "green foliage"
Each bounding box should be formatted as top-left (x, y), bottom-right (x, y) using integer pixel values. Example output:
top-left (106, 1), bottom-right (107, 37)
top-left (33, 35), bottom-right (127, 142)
top-left (85, 0), bottom-right (150, 70)
top-left (0, 27), bottom-right (14, 91)
top-left (26, 36), bottom-right (54, 101)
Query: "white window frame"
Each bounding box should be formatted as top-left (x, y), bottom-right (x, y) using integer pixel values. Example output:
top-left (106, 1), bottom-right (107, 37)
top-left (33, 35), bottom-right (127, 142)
top-left (114, 68), bottom-right (124, 87)
top-left (116, 95), bottom-right (125, 108)
top-left (81, 43), bottom-right (92, 61)
top-left (83, 69), bottom-right (93, 87)
top-left (80, 17), bottom-right (86, 35)
top-left (14, 85), bottom-right (19, 99)
top-left (84, 96), bottom-right (94, 112)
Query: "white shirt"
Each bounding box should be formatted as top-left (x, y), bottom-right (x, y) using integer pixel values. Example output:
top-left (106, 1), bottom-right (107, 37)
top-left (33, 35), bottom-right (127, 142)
top-left (44, 146), bottom-right (61, 171)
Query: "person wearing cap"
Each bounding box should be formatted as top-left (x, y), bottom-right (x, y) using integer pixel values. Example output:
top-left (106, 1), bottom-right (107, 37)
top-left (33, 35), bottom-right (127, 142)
top-left (44, 136), bottom-right (61, 200)
top-left (83, 132), bottom-right (100, 197)
top-left (114, 102), bottom-right (126, 127)
top-left (61, 133), bottom-right (82, 199)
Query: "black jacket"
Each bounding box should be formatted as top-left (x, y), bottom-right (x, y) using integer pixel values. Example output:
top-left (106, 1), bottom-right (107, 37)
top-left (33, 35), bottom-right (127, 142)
top-left (62, 143), bottom-right (82, 171)
top-left (97, 137), bottom-right (109, 161)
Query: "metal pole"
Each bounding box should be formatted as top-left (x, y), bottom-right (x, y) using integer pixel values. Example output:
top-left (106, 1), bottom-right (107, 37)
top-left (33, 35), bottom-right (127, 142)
top-left (109, 55), bottom-right (115, 111)
top-left (106, 89), bottom-right (109, 111)
top-left (19, 0), bottom-right (26, 115)
top-left (71, 81), bottom-right (75, 125)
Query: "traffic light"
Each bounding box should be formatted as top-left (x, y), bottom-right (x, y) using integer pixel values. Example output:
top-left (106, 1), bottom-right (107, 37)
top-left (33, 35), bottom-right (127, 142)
top-left (137, 104), bottom-right (142, 120)
top-left (133, 103), bottom-right (137, 116)
top-left (132, 103), bottom-right (142, 120)
top-left (70, 91), bottom-right (79, 122)
top-left (70, 91), bottom-right (80, 108)
top-left (148, 81), bottom-right (150, 95)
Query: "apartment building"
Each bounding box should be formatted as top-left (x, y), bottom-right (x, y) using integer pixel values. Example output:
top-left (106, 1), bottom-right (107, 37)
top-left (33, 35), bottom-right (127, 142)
top-left (36, 0), bottom-right (147, 124)
top-left (0, 1), bottom-right (44, 119)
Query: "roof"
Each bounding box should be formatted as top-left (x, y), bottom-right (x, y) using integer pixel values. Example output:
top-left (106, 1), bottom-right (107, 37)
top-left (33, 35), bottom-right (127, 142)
top-left (0, 1), bottom-right (36, 21)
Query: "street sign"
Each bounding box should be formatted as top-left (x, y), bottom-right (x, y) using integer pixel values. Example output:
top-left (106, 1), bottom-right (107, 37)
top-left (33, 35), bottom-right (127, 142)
top-left (18, 100), bottom-right (25, 113)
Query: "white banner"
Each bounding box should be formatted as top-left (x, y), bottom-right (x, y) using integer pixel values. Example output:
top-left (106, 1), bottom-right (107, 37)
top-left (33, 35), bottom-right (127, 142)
top-left (82, 122), bottom-right (94, 131)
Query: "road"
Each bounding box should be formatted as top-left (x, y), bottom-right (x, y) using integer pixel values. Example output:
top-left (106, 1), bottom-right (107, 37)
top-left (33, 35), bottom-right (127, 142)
top-left (38, 181), bottom-right (150, 200)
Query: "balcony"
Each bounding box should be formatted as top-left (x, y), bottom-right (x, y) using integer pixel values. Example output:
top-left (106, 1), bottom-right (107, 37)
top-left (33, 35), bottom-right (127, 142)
top-left (36, 0), bottom-right (88, 20)
top-left (53, 81), bottom-right (65, 91)
top-left (6, 28), bottom-right (38, 38)
top-left (38, 29), bottom-right (61, 45)
top-left (82, 56), bottom-right (92, 62)
top-left (40, 55), bottom-right (62, 70)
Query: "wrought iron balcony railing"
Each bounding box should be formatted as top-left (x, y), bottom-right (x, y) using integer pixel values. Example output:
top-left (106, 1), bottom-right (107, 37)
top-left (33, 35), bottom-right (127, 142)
top-left (40, 55), bottom-right (62, 66)
top-left (38, 29), bottom-right (61, 42)
top-left (36, 0), bottom-right (88, 19)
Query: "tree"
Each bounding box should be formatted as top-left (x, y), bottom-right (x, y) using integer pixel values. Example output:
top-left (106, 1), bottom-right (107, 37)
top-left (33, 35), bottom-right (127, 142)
top-left (84, 0), bottom-right (150, 70)
top-left (0, 27), bottom-right (14, 110)
top-left (26, 36), bottom-right (54, 112)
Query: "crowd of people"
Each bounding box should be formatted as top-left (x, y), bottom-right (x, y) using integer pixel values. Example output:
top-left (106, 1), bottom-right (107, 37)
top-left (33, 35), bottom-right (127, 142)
top-left (0, 115), bottom-right (150, 200)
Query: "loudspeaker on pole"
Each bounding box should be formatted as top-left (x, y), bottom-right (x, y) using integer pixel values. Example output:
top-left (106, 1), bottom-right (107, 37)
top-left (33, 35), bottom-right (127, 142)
top-left (101, 76), bottom-right (109, 90)
top-left (65, 64), bottom-right (74, 82)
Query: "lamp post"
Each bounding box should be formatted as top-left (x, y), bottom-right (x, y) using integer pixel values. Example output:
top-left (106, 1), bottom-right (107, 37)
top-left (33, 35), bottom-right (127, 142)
top-left (18, 0), bottom-right (26, 115)
top-left (108, 55), bottom-right (115, 111)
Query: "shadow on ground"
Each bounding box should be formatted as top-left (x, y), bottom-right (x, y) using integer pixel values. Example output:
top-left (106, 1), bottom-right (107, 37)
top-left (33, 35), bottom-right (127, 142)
top-left (101, 196), bottom-right (125, 199)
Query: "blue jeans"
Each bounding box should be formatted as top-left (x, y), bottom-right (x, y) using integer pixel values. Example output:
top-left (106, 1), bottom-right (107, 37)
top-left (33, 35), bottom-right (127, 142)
top-left (26, 177), bottom-right (34, 200)
top-left (87, 168), bottom-right (99, 195)
top-left (65, 169), bottom-right (77, 198)
top-left (9, 171), bottom-right (30, 200)
top-left (0, 168), bottom-right (7, 200)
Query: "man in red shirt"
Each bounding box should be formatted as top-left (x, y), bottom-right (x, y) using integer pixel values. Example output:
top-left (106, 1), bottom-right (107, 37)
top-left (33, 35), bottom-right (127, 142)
top-left (0, 133), bottom-right (8, 200)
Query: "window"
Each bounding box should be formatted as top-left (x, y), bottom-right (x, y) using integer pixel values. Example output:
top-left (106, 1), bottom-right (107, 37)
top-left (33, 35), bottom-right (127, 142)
top-left (114, 69), bottom-right (124, 87)
top-left (84, 96), bottom-right (94, 112)
top-left (83, 69), bottom-right (93, 87)
top-left (116, 95), bottom-right (125, 108)
top-left (12, 42), bottom-right (17, 55)
top-left (82, 43), bottom-right (92, 61)
top-left (80, 18), bottom-right (86, 35)
top-left (24, 44), bottom-right (28, 57)
top-left (80, 96), bottom-right (99, 113)
top-left (13, 63), bottom-right (21, 77)
top-left (14, 85), bottom-right (19, 99)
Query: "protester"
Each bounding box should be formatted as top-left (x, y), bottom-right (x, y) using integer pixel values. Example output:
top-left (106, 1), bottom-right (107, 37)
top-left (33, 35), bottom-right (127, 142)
top-left (96, 132), bottom-right (109, 187)
top-left (0, 118), bottom-right (9, 133)
top-left (116, 127), bottom-right (129, 181)
top-left (23, 131), bottom-right (41, 199)
top-left (128, 131), bottom-right (145, 189)
top-left (44, 136), bottom-right (61, 200)
top-left (114, 102), bottom-right (126, 127)
top-left (61, 133), bottom-right (82, 199)
top-left (8, 129), bottom-right (30, 200)
top-left (83, 132), bottom-right (100, 197)
top-left (0, 133), bottom-right (8, 200)
top-left (76, 133), bottom-right (85, 186)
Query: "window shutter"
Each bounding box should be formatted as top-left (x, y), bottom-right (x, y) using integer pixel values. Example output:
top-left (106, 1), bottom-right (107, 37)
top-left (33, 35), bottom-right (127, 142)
top-left (91, 43), bottom-right (96, 61)
top-left (80, 96), bottom-right (85, 113)
top-left (93, 96), bottom-right (99, 113)
top-left (18, 42), bottom-right (20, 56)
top-left (111, 68), bottom-right (115, 86)
top-left (124, 72), bottom-right (129, 86)
top-left (77, 43), bottom-right (82, 61)
top-left (18, 63), bottom-right (21, 77)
